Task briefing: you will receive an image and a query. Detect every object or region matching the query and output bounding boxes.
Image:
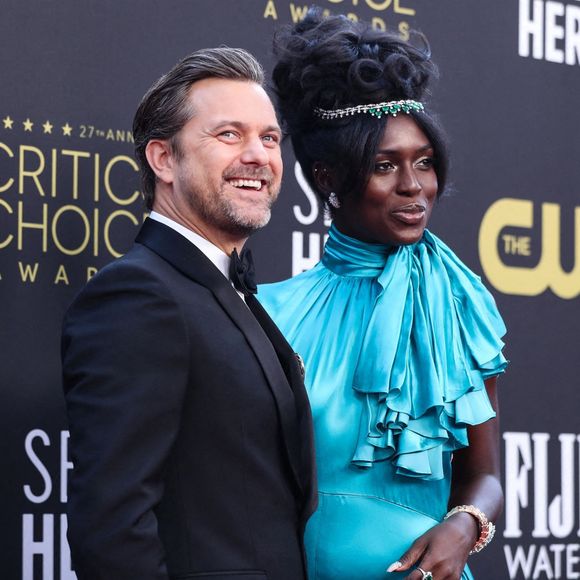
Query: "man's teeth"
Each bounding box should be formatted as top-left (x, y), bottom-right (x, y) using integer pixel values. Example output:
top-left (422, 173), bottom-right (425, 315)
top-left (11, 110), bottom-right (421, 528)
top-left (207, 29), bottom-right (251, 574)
top-left (228, 179), bottom-right (262, 190)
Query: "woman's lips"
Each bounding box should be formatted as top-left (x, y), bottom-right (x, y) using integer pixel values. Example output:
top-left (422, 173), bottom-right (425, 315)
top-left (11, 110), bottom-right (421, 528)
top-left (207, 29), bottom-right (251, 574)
top-left (392, 204), bottom-right (426, 225)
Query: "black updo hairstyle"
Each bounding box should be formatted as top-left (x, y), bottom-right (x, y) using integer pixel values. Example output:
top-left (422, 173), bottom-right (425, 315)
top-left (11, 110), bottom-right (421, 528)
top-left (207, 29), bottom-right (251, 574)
top-left (272, 7), bottom-right (449, 206)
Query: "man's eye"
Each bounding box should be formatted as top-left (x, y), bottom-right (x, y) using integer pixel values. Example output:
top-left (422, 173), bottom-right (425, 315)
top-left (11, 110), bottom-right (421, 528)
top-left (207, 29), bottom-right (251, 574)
top-left (262, 134), bottom-right (280, 144)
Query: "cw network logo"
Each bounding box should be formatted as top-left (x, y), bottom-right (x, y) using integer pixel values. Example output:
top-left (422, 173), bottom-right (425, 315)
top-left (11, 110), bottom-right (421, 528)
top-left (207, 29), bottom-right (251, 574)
top-left (479, 198), bottom-right (580, 299)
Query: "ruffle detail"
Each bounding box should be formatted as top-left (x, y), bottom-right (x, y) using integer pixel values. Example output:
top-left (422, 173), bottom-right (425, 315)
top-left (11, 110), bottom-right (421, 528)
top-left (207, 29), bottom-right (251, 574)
top-left (258, 225), bottom-right (507, 482)
top-left (342, 228), bottom-right (507, 480)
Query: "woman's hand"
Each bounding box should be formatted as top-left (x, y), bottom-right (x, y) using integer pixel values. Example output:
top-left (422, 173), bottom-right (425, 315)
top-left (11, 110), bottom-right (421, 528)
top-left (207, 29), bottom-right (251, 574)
top-left (387, 375), bottom-right (503, 579)
top-left (387, 511), bottom-right (478, 580)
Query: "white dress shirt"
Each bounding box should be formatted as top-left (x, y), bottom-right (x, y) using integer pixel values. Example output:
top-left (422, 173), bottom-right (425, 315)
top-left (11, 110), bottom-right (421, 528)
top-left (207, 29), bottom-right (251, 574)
top-left (148, 211), bottom-right (245, 299)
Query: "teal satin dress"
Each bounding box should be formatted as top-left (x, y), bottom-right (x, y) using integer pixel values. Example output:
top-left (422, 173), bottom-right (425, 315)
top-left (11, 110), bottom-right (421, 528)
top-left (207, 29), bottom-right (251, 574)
top-left (258, 225), bottom-right (507, 579)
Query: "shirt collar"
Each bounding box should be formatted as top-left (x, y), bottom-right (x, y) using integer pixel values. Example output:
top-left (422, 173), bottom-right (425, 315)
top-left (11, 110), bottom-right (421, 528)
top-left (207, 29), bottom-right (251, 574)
top-left (148, 211), bottom-right (230, 280)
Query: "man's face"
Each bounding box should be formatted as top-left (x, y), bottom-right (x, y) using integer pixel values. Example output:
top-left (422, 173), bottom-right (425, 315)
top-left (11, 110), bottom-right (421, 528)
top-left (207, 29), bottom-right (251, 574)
top-left (166, 78), bottom-right (282, 240)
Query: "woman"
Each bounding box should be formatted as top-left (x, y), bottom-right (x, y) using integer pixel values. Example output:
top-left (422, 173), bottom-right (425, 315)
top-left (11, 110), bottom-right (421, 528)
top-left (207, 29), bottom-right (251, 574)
top-left (258, 9), bottom-right (507, 580)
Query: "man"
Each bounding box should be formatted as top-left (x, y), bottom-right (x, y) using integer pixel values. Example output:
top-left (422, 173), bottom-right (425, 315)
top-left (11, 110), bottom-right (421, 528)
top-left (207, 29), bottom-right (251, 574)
top-left (62, 48), bottom-right (316, 580)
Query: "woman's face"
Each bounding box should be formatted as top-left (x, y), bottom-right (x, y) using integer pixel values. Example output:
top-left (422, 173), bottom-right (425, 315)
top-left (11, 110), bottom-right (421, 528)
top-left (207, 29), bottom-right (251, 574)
top-left (334, 115), bottom-right (438, 246)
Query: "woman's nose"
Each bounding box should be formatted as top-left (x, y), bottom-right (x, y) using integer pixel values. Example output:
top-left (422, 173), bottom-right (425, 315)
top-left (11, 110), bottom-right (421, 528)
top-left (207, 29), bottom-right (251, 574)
top-left (397, 167), bottom-right (422, 196)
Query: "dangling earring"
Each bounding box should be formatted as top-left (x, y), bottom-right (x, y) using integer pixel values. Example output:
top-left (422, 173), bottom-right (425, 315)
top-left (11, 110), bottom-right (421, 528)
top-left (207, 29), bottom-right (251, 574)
top-left (328, 191), bottom-right (341, 209)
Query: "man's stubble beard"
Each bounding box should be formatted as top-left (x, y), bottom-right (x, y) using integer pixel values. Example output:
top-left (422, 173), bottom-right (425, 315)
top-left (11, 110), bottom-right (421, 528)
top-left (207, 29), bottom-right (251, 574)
top-left (186, 180), bottom-right (280, 239)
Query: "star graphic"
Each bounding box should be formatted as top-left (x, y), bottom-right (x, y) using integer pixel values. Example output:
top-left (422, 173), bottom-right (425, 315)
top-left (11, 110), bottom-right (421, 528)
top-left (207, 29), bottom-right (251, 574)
top-left (42, 120), bottom-right (53, 134)
top-left (23, 118), bottom-right (34, 132)
top-left (62, 123), bottom-right (73, 136)
top-left (2, 116), bottom-right (13, 129)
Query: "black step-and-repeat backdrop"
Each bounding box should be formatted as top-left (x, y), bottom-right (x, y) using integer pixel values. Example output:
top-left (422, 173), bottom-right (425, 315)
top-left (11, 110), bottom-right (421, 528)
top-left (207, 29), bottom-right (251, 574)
top-left (1, 1), bottom-right (579, 578)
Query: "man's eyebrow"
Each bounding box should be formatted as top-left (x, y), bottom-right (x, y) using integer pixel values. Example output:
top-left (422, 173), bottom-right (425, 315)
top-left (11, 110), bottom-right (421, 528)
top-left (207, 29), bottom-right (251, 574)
top-left (210, 120), bottom-right (282, 135)
top-left (264, 124), bottom-right (283, 136)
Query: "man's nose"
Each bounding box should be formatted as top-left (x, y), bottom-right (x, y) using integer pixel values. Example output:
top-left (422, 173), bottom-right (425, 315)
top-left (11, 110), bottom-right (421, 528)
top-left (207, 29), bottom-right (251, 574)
top-left (240, 137), bottom-right (269, 166)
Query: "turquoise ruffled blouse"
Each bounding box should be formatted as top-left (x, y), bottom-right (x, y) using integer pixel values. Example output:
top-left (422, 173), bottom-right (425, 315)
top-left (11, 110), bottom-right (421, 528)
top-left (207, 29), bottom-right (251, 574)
top-left (258, 224), bottom-right (507, 579)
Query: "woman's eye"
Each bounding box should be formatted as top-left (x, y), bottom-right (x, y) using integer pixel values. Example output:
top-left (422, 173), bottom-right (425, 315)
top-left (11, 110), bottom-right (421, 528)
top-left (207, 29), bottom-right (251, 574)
top-left (417, 156), bottom-right (435, 169)
top-left (375, 161), bottom-right (395, 172)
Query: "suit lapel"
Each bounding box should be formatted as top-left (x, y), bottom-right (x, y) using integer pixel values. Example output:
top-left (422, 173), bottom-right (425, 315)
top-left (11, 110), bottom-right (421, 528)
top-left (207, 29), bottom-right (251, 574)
top-left (135, 219), bottom-right (313, 503)
top-left (246, 294), bottom-right (317, 516)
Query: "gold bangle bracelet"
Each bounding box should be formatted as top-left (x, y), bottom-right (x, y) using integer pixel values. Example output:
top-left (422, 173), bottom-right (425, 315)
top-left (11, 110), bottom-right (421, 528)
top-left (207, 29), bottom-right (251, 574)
top-left (444, 505), bottom-right (496, 555)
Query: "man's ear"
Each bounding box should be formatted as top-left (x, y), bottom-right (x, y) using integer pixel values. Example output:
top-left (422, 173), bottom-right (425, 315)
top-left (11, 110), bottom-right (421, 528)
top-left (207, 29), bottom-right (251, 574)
top-left (145, 139), bottom-right (175, 185)
top-left (312, 161), bottom-right (335, 195)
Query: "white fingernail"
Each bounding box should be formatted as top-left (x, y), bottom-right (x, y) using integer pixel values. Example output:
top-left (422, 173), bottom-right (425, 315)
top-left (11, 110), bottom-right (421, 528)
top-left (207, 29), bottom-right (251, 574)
top-left (387, 561), bottom-right (402, 573)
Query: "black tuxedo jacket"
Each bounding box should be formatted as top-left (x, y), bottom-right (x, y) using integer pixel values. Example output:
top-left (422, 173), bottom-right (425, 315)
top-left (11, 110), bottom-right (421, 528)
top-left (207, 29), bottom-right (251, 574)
top-left (62, 218), bottom-right (317, 580)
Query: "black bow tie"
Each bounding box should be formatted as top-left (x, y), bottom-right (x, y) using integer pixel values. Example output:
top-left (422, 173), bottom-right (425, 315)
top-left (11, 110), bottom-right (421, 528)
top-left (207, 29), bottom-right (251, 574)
top-left (229, 248), bottom-right (257, 296)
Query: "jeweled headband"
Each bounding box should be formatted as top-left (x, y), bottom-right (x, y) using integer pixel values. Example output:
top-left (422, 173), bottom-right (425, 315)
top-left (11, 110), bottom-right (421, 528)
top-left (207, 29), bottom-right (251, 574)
top-left (313, 99), bottom-right (424, 120)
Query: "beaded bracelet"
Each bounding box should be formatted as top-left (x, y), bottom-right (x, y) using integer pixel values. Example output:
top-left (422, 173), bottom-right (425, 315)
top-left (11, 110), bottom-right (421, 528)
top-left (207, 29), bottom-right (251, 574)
top-left (444, 505), bottom-right (496, 554)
